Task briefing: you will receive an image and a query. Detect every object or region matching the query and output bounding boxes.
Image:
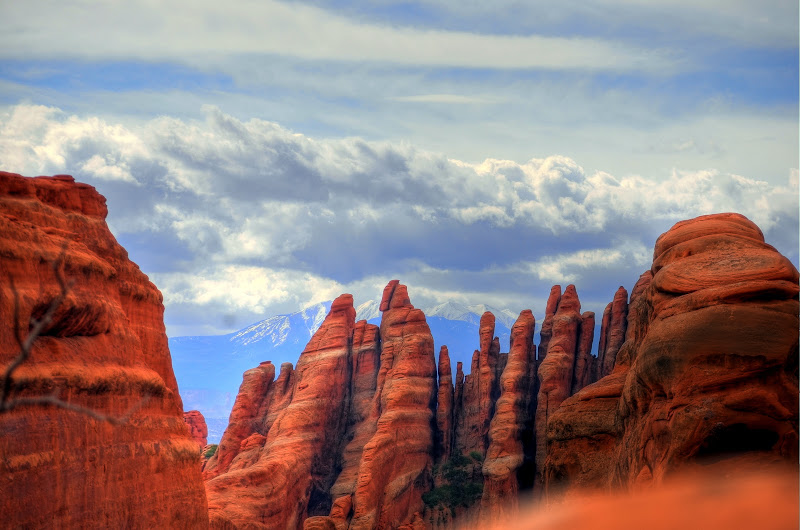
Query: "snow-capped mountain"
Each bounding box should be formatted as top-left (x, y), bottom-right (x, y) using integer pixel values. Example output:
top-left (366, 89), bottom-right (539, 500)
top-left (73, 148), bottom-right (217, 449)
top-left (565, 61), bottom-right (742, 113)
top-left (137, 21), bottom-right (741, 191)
top-left (171, 299), bottom-right (517, 443)
top-left (230, 301), bottom-right (330, 348)
top-left (355, 299), bottom-right (381, 321)
top-left (424, 301), bottom-right (520, 329)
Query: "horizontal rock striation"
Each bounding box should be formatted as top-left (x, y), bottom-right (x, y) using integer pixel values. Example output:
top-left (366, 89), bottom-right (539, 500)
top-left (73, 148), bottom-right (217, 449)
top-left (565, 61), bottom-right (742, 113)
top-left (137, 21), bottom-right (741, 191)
top-left (0, 172), bottom-right (208, 529)
top-left (545, 212), bottom-right (799, 497)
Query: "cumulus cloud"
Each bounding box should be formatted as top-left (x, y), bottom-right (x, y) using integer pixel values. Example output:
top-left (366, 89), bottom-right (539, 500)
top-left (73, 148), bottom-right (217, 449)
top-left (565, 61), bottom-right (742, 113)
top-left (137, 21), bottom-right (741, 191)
top-left (1, 103), bottom-right (797, 335)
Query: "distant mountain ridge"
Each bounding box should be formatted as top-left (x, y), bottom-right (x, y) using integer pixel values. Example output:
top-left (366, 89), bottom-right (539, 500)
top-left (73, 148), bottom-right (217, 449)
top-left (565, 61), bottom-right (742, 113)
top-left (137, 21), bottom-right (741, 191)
top-left (171, 299), bottom-right (516, 443)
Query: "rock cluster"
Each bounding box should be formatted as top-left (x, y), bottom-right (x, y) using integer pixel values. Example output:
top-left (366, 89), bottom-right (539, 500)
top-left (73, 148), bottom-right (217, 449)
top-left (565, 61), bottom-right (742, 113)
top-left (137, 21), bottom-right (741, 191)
top-left (184, 410), bottom-right (209, 450)
top-left (545, 213), bottom-right (799, 495)
top-left (0, 172), bottom-right (208, 529)
top-left (205, 282), bottom-right (438, 529)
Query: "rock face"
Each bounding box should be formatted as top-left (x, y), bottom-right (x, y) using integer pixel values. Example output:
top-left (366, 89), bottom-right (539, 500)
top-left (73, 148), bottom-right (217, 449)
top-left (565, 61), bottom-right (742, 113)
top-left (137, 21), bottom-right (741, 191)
top-left (533, 285), bottom-right (584, 490)
top-left (347, 283), bottom-right (437, 529)
top-left (202, 212), bottom-right (798, 528)
top-left (596, 286), bottom-right (628, 379)
top-left (481, 310), bottom-right (536, 517)
top-left (184, 410), bottom-right (209, 450)
top-left (0, 172), bottom-right (208, 528)
top-left (205, 294), bottom-right (356, 529)
top-left (204, 282), bottom-right (437, 530)
top-left (454, 312), bottom-right (502, 458)
top-left (545, 213), bottom-right (799, 496)
top-left (436, 346), bottom-right (454, 462)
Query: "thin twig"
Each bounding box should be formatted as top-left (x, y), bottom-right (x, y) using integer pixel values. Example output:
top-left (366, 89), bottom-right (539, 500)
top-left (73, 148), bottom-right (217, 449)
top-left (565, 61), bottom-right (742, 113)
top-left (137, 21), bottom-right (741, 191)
top-left (1, 242), bottom-right (148, 423)
top-left (1, 394), bottom-right (151, 424)
top-left (1, 244), bottom-right (72, 408)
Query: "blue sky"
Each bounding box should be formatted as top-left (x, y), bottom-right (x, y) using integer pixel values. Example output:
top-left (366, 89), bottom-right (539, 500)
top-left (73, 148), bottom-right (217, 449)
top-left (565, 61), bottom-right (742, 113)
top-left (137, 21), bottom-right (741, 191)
top-left (1, 0), bottom-right (797, 337)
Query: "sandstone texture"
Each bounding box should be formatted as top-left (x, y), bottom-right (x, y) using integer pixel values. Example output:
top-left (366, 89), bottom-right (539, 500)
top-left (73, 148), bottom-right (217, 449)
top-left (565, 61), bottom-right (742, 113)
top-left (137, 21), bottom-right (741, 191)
top-left (454, 312), bottom-right (501, 458)
top-left (201, 212), bottom-right (798, 528)
top-left (0, 172), bottom-right (208, 528)
top-left (534, 285), bottom-right (583, 490)
top-left (348, 283), bottom-right (437, 529)
top-left (205, 282), bottom-right (437, 530)
top-left (436, 346), bottom-right (454, 462)
top-left (205, 294), bottom-right (356, 529)
top-left (545, 213), bottom-right (799, 497)
top-left (596, 286), bottom-right (628, 379)
top-left (481, 310), bottom-right (536, 517)
top-left (615, 213), bottom-right (799, 484)
top-left (184, 409), bottom-right (209, 450)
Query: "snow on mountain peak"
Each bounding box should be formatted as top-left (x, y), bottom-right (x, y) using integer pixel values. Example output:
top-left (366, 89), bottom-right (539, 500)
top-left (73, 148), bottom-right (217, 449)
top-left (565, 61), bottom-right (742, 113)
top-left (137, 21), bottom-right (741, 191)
top-left (355, 300), bottom-right (381, 321)
top-left (424, 301), bottom-right (519, 329)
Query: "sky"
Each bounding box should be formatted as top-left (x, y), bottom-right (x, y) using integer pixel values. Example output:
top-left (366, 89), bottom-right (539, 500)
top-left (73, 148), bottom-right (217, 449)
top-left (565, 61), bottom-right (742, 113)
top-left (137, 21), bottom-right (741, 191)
top-left (1, 0), bottom-right (797, 337)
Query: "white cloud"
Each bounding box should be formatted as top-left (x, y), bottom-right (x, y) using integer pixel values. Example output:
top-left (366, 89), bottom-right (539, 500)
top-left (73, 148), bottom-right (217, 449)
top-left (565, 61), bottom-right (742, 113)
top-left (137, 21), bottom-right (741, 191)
top-left (390, 94), bottom-right (501, 104)
top-left (1, 103), bottom-right (796, 334)
top-left (153, 265), bottom-right (346, 315)
top-left (3, 103), bottom-right (796, 240)
top-left (509, 242), bottom-right (652, 284)
top-left (0, 0), bottom-right (677, 72)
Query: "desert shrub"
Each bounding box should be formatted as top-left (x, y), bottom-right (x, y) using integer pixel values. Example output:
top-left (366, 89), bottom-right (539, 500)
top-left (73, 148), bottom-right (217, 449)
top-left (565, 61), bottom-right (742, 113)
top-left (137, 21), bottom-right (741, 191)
top-left (469, 450), bottom-right (483, 462)
top-left (423, 453), bottom-right (484, 513)
top-left (203, 444), bottom-right (218, 458)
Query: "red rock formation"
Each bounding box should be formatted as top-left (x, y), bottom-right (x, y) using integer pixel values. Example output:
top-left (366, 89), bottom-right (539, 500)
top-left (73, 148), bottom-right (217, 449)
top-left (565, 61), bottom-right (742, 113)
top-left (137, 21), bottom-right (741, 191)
top-left (348, 282), bottom-right (437, 529)
top-left (328, 320), bottom-right (381, 502)
top-left (537, 286), bottom-right (561, 361)
top-left (184, 409), bottom-right (209, 450)
top-left (436, 346), bottom-right (454, 462)
top-left (205, 294), bottom-right (356, 529)
top-left (534, 285), bottom-right (582, 490)
top-left (481, 310), bottom-right (536, 517)
top-left (202, 361), bottom-right (276, 479)
top-left (454, 312), bottom-right (501, 457)
top-left (615, 213), bottom-right (799, 485)
top-left (545, 271), bottom-right (652, 498)
top-left (545, 213), bottom-right (799, 498)
top-left (596, 287), bottom-right (628, 379)
top-left (0, 172), bottom-right (208, 528)
top-left (570, 312), bottom-right (595, 394)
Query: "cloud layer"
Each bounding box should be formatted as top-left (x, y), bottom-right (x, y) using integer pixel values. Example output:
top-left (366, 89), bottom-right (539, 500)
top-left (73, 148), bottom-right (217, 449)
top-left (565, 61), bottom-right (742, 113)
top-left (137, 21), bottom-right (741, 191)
top-left (2, 103), bottom-right (796, 335)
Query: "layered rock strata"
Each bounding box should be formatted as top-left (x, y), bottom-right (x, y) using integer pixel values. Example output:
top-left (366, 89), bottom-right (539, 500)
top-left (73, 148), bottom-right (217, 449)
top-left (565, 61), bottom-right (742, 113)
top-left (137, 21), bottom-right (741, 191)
top-left (454, 312), bottom-right (502, 458)
top-left (0, 172), bottom-right (208, 528)
top-left (205, 282), bottom-right (438, 530)
top-left (481, 310), bottom-right (536, 517)
top-left (545, 213), bottom-right (799, 497)
top-left (347, 283), bottom-right (437, 529)
top-left (533, 285), bottom-right (584, 490)
top-left (184, 409), bottom-right (209, 450)
top-left (205, 294), bottom-right (356, 528)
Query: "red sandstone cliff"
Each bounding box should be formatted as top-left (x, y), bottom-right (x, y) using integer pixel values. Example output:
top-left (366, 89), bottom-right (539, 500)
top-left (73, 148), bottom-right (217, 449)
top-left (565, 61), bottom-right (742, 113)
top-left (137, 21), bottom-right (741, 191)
top-left (0, 172), bottom-right (208, 528)
top-left (481, 310), bottom-right (536, 518)
top-left (436, 346), bottom-right (454, 462)
top-left (205, 282), bottom-right (437, 530)
top-left (545, 213), bottom-right (799, 497)
top-left (184, 409), bottom-right (209, 450)
top-left (205, 294), bottom-right (356, 529)
top-left (453, 312), bottom-right (501, 458)
top-left (533, 285), bottom-right (583, 491)
top-left (200, 212), bottom-right (797, 528)
top-left (346, 283), bottom-right (437, 529)
top-left (596, 286), bottom-right (628, 379)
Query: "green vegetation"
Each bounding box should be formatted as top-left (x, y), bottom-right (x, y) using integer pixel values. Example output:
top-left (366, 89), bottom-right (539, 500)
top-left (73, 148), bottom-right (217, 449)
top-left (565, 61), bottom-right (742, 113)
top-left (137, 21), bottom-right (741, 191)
top-left (203, 444), bottom-right (218, 458)
top-left (468, 450), bottom-right (483, 462)
top-left (423, 453), bottom-right (483, 514)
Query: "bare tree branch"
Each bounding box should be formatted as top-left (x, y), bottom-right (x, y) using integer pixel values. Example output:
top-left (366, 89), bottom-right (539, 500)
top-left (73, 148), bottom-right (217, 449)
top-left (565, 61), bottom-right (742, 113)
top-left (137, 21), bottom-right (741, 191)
top-left (1, 242), bottom-right (149, 422)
